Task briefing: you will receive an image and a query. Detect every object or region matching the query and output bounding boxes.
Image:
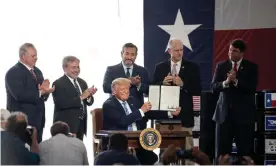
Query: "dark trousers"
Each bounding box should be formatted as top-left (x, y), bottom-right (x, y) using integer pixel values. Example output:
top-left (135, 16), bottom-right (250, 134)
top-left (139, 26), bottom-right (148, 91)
top-left (76, 118), bottom-right (85, 141)
top-left (215, 117), bottom-right (254, 158)
top-left (37, 128), bottom-right (43, 143)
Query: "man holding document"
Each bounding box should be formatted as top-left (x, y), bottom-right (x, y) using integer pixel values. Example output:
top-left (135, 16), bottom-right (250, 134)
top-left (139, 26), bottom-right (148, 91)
top-left (152, 39), bottom-right (202, 149)
top-left (102, 78), bottom-right (180, 164)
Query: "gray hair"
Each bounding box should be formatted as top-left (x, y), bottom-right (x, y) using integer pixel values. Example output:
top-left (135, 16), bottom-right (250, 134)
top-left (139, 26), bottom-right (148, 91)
top-left (0, 109), bottom-right (10, 122)
top-left (168, 38), bottom-right (183, 49)
top-left (7, 112), bottom-right (28, 123)
top-left (62, 55), bottom-right (80, 68)
top-left (19, 43), bottom-right (36, 57)
top-left (111, 78), bottom-right (131, 91)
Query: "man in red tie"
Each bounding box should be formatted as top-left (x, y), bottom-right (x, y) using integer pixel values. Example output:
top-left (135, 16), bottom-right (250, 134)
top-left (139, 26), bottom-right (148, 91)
top-left (212, 39), bottom-right (258, 163)
top-left (5, 43), bottom-right (55, 143)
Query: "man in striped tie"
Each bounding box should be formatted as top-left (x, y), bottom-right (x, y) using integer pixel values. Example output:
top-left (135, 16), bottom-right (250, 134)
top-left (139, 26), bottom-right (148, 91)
top-left (103, 78), bottom-right (179, 164)
top-left (52, 56), bottom-right (97, 141)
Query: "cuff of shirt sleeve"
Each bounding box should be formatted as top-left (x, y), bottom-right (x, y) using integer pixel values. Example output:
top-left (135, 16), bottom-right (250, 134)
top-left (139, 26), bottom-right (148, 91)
top-left (139, 109), bottom-right (145, 117)
top-left (168, 111), bottom-right (173, 118)
top-left (233, 79), bottom-right (238, 86)
top-left (222, 81), bottom-right (229, 88)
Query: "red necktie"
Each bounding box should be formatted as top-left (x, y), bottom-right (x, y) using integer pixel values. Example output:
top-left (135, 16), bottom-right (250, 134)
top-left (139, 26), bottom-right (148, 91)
top-left (233, 62), bottom-right (238, 72)
top-left (30, 69), bottom-right (37, 81)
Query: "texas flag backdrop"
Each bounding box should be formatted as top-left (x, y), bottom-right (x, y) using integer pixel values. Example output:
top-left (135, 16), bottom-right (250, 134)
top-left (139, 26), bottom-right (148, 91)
top-left (143, 0), bottom-right (276, 91)
top-left (265, 93), bottom-right (276, 108)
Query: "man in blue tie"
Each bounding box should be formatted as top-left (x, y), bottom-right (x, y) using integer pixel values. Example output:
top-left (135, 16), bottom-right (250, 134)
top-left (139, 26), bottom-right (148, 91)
top-left (102, 77), bottom-right (180, 165)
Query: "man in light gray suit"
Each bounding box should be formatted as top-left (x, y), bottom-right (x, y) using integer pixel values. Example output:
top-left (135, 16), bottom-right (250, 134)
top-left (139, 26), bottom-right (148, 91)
top-left (39, 121), bottom-right (89, 165)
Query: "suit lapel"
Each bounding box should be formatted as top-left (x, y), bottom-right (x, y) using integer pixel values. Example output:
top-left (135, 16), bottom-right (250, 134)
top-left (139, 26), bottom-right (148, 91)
top-left (63, 75), bottom-right (79, 96)
top-left (17, 62), bottom-right (38, 84)
top-left (178, 59), bottom-right (186, 76)
top-left (118, 63), bottom-right (127, 78)
top-left (132, 64), bottom-right (139, 77)
top-left (113, 96), bottom-right (127, 114)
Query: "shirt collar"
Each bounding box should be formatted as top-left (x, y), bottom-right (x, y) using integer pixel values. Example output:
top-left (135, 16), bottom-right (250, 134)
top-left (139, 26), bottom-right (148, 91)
top-left (65, 74), bottom-right (76, 82)
top-left (170, 59), bottom-right (182, 67)
top-left (121, 62), bottom-right (133, 70)
top-left (116, 97), bottom-right (127, 104)
top-left (231, 58), bottom-right (243, 65)
top-left (19, 61), bottom-right (33, 71)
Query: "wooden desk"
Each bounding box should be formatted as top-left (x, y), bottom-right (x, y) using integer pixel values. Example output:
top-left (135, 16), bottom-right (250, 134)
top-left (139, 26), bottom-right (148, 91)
top-left (95, 130), bottom-right (191, 149)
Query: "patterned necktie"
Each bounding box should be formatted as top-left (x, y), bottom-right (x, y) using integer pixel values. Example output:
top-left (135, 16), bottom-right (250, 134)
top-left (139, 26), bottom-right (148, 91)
top-left (30, 69), bottom-right (37, 81)
top-left (73, 79), bottom-right (85, 119)
top-left (126, 68), bottom-right (131, 78)
top-left (233, 62), bottom-right (238, 72)
top-left (122, 101), bottom-right (133, 131)
top-left (172, 63), bottom-right (178, 76)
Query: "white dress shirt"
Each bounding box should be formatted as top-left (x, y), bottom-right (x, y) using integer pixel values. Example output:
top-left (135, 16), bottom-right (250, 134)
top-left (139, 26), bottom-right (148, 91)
top-left (122, 62), bottom-right (133, 77)
top-left (117, 98), bottom-right (144, 131)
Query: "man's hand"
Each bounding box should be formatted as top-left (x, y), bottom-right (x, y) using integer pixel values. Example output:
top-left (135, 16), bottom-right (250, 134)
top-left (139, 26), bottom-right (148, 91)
top-left (173, 75), bottom-right (184, 86)
top-left (129, 75), bottom-right (141, 86)
top-left (39, 79), bottom-right (55, 95)
top-left (30, 127), bottom-right (39, 153)
top-left (171, 107), bottom-right (181, 116)
top-left (140, 102), bottom-right (152, 113)
top-left (227, 70), bottom-right (236, 82)
top-left (88, 85), bottom-right (97, 96)
top-left (80, 89), bottom-right (91, 100)
top-left (163, 73), bottom-right (173, 85)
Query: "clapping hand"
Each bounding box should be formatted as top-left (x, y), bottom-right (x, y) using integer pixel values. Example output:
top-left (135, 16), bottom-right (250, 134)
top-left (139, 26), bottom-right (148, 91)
top-left (39, 79), bottom-right (55, 95)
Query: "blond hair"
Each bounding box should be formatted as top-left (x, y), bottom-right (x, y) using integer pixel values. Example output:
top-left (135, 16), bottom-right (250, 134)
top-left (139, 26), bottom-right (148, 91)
top-left (111, 78), bottom-right (131, 92)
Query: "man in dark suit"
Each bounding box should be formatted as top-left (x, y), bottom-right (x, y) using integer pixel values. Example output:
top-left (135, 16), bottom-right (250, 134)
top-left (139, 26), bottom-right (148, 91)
top-left (52, 56), bottom-right (97, 140)
top-left (212, 39), bottom-right (258, 161)
top-left (102, 77), bottom-right (180, 165)
top-left (152, 39), bottom-right (202, 149)
top-left (103, 43), bottom-right (150, 107)
top-left (5, 43), bottom-right (54, 143)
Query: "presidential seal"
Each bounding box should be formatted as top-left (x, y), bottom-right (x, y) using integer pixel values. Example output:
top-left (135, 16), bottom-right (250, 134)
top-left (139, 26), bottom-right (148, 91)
top-left (139, 128), bottom-right (162, 151)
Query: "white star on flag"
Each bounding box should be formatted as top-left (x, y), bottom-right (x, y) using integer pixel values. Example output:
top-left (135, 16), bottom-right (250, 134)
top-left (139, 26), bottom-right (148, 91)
top-left (158, 9), bottom-right (202, 51)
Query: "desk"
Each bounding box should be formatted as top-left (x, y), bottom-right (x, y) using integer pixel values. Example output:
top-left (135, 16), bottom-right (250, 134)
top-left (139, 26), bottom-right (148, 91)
top-left (95, 130), bottom-right (191, 149)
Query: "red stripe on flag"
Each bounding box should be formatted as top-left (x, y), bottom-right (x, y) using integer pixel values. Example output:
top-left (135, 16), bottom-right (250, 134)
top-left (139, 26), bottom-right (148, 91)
top-left (193, 96), bottom-right (201, 111)
top-left (272, 101), bottom-right (276, 107)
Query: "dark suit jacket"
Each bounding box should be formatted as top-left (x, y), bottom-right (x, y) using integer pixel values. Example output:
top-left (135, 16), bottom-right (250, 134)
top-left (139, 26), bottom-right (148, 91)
top-left (52, 75), bottom-right (93, 134)
top-left (94, 149), bottom-right (140, 165)
top-left (102, 96), bottom-right (169, 130)
top-left (211, 59), bottom-right (258, 124)
top-left (103, 63), bottom-right (150, 107)
top-left (152, 59), bottom-right (202, 127)
top-left (5, 62), bottom-right (48, 130)
top-left (1, 131), bottom-right (40, 165)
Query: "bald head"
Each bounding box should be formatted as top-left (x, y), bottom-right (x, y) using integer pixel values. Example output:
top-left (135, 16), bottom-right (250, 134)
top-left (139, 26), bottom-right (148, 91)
top-left (5, 112), bottom-right (28, 134)
top-left (168, 39), bottom-right (184, 63)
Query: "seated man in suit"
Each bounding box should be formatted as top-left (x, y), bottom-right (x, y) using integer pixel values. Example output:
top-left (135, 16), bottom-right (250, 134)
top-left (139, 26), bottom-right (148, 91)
top-left (94, 133), bottom-right (140, 165)
top-left (102, 77), bottom-right (180, 165)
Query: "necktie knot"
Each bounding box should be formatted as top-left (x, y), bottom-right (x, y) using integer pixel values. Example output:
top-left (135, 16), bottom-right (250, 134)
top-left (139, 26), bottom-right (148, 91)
top-left (173, 63), bottom-right (177, 67)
